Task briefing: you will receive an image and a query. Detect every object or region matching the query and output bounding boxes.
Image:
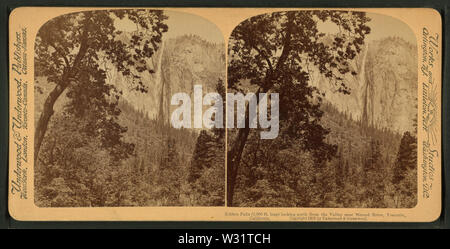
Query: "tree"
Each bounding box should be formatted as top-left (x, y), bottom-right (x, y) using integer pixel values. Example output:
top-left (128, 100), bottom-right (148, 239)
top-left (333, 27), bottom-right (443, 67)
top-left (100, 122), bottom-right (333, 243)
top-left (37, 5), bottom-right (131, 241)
top-left (34, 9), bottom-right (168, 164)
top-left (391, 131), bottom-right (417, 207)
top-left (188, 129), bottom-right (225, 206)
top-left (35, 112), bottom-right (116, 207)
top-left (189, 130), bottom-right (218, 182)
top-left (187, 78), bottom-right (225, 206)
top-left (364, 139), bottom-right (382, 171)
top-left (393, 131), bottom-right (417, 184)
top-left (362, 139), bottom-right (386, 207)
top-left (227, 11), bottom-right (371, 205)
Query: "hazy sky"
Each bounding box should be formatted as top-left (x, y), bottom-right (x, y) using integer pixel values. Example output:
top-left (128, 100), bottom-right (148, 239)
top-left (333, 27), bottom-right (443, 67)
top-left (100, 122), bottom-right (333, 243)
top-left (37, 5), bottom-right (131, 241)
top-left (164, 11), bottom-right (224, 44)
top-left (114, 10), bottom-right (224, 44)
top-left (365, 13), bottom-right (416, 44)
top-left (115, 10), bottom-right (416, 46)
top-left (317, 12), bottom-right (416, 45)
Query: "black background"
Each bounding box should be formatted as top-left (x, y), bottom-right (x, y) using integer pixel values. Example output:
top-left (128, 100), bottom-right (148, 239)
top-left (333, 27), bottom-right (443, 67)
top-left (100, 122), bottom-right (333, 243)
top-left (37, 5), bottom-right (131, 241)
top-left (0, 0), bottom-right (449, 233)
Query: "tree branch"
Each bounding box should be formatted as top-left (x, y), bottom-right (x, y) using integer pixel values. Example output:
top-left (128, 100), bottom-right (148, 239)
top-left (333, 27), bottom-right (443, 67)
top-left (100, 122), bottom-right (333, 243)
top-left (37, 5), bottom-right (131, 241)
top-left (49, 43), bottom-right (70, 68)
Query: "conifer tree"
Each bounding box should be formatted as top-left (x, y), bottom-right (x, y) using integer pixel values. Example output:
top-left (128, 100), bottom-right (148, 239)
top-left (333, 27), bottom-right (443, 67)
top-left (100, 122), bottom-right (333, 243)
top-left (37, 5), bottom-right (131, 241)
top-left (393, 131), bottom-right (417, 184)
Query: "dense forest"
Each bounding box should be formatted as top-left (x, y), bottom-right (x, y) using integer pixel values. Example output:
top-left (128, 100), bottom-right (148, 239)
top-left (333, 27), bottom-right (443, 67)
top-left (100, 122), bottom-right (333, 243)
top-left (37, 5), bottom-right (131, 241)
top-left (231, 102), bottom-right (417, 208)
top-left (35, 80), bottom-right (225, 207)
top-left (34, 10), bottom-right (417, 209)
top-left (35, 72), bottom-right (226, 207)
top-left (226, 11), bottom-right (417, 208)
top-left (34, 10), bottom-right (226, 207)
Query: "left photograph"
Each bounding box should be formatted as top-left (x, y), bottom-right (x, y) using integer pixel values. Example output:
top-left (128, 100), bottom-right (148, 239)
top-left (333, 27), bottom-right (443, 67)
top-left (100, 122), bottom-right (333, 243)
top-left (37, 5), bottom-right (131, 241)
top-left (33, 9), bottom-right (226, 207)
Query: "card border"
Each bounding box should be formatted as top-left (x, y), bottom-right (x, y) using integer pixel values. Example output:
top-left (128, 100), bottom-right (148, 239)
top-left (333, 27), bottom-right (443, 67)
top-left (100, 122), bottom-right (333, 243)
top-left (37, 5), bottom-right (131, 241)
top-left (0, 0), bottom-right (448, 229)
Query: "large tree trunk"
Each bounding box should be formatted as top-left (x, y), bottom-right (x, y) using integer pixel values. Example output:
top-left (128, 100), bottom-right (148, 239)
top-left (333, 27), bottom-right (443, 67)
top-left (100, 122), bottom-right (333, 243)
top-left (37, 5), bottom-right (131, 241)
top-left (226, 125), bottom-right (251, 206)
top-left (34, 82), bottom-right (68, 164)
top-left (34, 28), bottom-right (88, 165)
top-left (226, 89), bottom-right (261, 206)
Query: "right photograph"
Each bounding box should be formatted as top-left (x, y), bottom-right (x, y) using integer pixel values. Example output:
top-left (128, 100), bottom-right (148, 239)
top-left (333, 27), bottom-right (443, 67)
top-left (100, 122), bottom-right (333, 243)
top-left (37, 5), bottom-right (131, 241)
top-left (226, 11), bottom-right (418, 208)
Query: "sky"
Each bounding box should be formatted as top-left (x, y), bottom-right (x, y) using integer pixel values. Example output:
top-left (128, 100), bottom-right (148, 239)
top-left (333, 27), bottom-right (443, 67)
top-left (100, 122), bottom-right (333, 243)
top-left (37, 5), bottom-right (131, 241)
top-left (317, 12), bottom-right (417, 45)
top-left (115, 11), bottom-right (416, 46)
top-left (114, 10), bottom-right (224, 44)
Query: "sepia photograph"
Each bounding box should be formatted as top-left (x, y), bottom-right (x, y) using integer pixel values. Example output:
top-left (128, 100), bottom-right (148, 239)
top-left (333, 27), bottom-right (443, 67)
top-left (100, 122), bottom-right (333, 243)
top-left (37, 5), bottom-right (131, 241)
top-left (227, 11), bottom-right (418, 208)
top-left (7, 7), bottom-right (442, 222)
top-left (33, 9), bottom-right (226, 207)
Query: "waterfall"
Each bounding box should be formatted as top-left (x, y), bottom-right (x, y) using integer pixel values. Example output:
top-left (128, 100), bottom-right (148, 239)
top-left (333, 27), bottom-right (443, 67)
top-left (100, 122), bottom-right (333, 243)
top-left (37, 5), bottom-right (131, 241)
top-left (154, 42), bottom-right (165, 89)
top-left (154, 41), bottom-right (167, 171)
top-left (359, 43), bottom-right (368, 85)
top-left (156, 42), bottom-right (166, 126)
top-left (361, 43), bottom-right (370, 127)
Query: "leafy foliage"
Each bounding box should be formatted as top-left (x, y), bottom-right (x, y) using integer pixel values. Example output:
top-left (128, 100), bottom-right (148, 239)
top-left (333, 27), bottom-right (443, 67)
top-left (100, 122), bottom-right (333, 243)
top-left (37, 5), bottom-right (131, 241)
top-left (34, 11), bottom-right (228, 207)
top-left (232, 103), bottom-right (417, 208)
top-left (227, 10), bottom-right (371, 205)
top-left (36, 98), bottom-right (199, 207)
top-left (35, 9), bottom-right (168, 92)
top-left (34, 9), bottom-right (168, 164)
top-left (35, 82), bottom-right (225, 207)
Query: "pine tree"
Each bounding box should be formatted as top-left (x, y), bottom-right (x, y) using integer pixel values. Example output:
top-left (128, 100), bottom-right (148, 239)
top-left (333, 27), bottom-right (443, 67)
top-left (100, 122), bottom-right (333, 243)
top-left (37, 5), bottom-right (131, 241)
top-left (393, 131), bottom-right (417, 184)
top-left (161, 138), bottom-right (178, 169)
top-left (335, 147), bottom-right (344, 187)
top-left (365, 139), bottom-right (382, 171)
top-left (188, 130), bottom-right (218, 182)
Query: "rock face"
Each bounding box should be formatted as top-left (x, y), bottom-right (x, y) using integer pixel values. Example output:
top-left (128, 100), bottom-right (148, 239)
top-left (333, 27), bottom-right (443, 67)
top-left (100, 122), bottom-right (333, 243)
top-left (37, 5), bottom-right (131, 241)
top-left (312, 37), bottom-right (418, 133)
top-left (107, 34), bottom-right (225, 124)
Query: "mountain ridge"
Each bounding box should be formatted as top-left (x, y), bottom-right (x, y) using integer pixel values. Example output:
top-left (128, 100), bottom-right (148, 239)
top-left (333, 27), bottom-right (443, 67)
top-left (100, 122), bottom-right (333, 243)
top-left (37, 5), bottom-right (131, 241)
top-left (311, 36), bottom-right (418, 134)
